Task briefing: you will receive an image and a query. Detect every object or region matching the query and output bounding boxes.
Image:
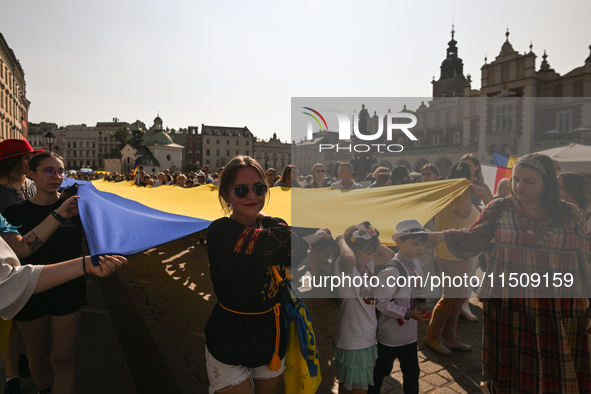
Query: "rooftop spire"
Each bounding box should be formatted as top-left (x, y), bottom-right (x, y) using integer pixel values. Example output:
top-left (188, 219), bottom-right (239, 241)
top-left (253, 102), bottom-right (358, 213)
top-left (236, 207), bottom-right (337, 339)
top-left (539, 49), bottom-right (554, 72)
top-left (505, 28), bottom-right (510, 41)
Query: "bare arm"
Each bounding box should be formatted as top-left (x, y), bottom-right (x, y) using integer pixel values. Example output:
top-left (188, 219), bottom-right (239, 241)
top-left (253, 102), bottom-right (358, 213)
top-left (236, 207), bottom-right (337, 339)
top-left (472, 183), bottom-right (493, 206)
top-left (302, 228), bottom-right (331, 246)
top-left (374, 244), bottom-right (395, 267)
top-left (34, 255), bottom-right (127, 294)
top-left (429, 231), bottom-right (446, 243)
top-left (335, 234), bottom-right (356, 274)
top-left (5, 196), bottom-right (80, 258)
top-left (453, 189), bottom-right (473, 219)
top-left (481, 183), bottom-right (494, 205)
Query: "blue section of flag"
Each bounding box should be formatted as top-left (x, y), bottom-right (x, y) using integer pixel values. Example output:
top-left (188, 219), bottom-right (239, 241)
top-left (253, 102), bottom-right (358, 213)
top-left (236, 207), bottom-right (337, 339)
top-left (493, 150), bottom-right (510, 167)
top-left (283, 281), bottom-right (320, 377)
top-left (73, 181), bottom-right (211, 264)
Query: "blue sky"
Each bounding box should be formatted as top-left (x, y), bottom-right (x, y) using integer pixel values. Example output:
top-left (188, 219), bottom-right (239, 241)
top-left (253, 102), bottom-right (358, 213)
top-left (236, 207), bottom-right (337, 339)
top-left (2, 0), bottom-right (590, 141)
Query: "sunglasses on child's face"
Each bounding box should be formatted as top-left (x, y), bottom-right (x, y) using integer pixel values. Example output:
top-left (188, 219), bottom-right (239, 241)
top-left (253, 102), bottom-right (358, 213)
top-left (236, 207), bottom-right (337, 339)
top-left (232, 183), bottom-right (268, 199)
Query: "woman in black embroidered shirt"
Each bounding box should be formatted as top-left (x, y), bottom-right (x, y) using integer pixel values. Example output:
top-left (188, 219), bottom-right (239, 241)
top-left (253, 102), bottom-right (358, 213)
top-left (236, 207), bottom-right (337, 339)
top-left (205, 156), bottom-right (325, 394)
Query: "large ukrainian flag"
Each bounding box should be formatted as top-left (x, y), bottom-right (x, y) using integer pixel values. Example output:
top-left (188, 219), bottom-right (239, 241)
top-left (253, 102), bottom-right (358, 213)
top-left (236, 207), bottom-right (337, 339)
top-left (63, 177), bottom-right (471, 259)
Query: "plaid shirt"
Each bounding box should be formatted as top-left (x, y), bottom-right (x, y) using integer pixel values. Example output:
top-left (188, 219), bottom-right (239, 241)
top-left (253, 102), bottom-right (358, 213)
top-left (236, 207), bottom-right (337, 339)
top-left (444, 197), bottom-right (591, 303)
top-left (446, 197), bottom-right (591, 392)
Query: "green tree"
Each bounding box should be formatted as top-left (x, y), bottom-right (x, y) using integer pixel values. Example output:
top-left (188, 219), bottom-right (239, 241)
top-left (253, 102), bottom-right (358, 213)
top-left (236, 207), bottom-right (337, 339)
top-left (106, 148), bottom-right (121, 159)
top-left (182, 163), bottom-right (201, 174)
top-left (114, 126), bottom-right (130, 149)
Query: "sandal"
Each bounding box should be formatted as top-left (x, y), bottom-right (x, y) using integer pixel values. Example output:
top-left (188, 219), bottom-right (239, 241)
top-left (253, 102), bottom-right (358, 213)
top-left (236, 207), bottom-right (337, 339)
top-left (480, 381), bottom-right (495, 393)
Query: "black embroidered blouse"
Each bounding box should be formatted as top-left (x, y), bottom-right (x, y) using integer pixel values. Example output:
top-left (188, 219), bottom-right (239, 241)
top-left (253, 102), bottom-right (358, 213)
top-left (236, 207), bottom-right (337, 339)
top-left (204, 216), bottom-right (308, 367)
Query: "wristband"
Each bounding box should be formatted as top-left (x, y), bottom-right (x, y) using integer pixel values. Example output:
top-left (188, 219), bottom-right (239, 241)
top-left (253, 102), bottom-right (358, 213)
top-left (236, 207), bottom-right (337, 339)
top-left (82, 256), bottom-right (88, 275)
top-left (51, 210), bottom-right (66, 223)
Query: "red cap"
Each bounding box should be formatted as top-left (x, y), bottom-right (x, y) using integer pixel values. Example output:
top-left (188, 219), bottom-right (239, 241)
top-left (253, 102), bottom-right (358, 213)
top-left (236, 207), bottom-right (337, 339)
top-left (0, 139), bottom-right (44, 161)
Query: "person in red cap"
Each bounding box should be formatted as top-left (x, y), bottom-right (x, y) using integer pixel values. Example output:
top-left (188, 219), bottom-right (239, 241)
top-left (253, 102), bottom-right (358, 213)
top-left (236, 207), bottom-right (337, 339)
top-left (0, 139), bottom-right (43, 214)
top-left (0, 139), bottom-right (42, 394)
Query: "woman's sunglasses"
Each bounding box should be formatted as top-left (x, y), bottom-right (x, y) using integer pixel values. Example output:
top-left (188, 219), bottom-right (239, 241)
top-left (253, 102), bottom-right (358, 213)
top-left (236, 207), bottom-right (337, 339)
top-left (232, 183), bottom-right (268, 199)
top-left (315, 169), bottom-right (326, 173)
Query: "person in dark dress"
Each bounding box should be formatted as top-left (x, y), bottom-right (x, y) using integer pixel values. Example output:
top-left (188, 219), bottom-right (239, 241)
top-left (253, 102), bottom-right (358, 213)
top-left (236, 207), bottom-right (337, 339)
top-left (204, 155), bottom-right (327, 393)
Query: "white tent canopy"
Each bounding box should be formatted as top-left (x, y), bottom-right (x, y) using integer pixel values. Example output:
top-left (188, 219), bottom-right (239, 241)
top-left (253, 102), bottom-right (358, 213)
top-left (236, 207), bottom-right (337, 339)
top-left (534, 143), bottom-right (591, 173)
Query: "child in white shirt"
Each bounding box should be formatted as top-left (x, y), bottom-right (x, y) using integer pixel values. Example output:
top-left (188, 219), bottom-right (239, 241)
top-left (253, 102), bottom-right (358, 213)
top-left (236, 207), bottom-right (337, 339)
top-left (369, 219), bottom-right (431, 394)
top-left (332, 221), bottom-right (395, 393)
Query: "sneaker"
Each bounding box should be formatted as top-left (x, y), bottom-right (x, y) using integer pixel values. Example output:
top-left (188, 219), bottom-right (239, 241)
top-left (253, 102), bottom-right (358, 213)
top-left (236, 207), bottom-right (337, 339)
top-left (460, 301), bottom-right (478, 322)
top-left (18, 353), bottom-right (31, 378)
top-left (5, 378), bottom-right (21, 394)
top-left (423, 336), bottom-right (452, 356)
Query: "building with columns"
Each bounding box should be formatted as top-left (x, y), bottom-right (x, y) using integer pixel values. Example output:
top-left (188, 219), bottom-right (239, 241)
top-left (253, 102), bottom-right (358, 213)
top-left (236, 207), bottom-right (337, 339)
top-left (254, 133), bottom-right (291, 172)
top-left (0, 33), bottom-right (30, 140)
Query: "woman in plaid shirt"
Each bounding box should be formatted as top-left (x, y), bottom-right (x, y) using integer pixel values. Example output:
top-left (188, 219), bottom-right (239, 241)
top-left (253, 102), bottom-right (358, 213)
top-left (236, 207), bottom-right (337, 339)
top-left (431, 153), bottom-right (591, 393)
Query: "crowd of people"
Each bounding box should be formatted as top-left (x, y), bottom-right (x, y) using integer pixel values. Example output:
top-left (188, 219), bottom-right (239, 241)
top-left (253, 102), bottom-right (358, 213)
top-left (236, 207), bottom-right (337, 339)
top-left (204, 153), bottom-right (591, 394)
top-left (2, 134), bottom-right (591, 394)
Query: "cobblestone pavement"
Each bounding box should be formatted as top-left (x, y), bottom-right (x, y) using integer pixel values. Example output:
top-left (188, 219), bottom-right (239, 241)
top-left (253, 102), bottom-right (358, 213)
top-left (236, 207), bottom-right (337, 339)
top-left (2, 236), bottom-right (486, 393)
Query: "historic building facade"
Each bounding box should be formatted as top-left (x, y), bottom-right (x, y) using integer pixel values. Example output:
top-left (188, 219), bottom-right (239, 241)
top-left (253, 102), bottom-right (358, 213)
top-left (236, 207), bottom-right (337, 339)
top-left (254, 133), bottom-right (291, 172)
top-left (183, 126), bottom-right (201, 166)
top-left (0, 33), bottom-right (29, 140)
top-left (120, 115), bottom-right (184, 175)
top-left (63, 124), bottom-right (98, 169)
top-left (200, 125), bottom-right (255, 170)
top-left (96, 118), bottom-right (129, 169)
top-left (294, 28), bottom-right (591, 177)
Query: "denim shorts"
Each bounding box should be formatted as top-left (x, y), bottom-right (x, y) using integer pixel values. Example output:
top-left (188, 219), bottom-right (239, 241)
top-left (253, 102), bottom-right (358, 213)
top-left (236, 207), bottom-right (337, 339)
top-left (205, 346), bottom-right (285, 393)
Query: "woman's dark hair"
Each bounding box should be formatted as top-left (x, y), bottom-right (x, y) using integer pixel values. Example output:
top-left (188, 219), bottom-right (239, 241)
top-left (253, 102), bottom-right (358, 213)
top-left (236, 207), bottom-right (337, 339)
top-left (515, 153), bottom-right (566, 225)
top-left (0, 154), bottom-right (30, 179)
top-left (558, 172), bottom-right (591, 211)
top-left (447, 161), bottom-right (471, 180)
top-left (420, 163), bottom-right (439, 177)
top-left (310, 163), bottom-right (326, 188)
top-left (460, 153), bottom-right (484, 185)
top-left (343, 223), bottom-right (380, 254)
top-left (391, 165), bottom-right (409, 183)
top-left (28, 152), bottom-right (63, 173)
top-left (279, 165), bottom-right (301, 188)
top-left (218, 156), bottom-right (268, 214)
top-left (375, 173), bottom-right (391, 187)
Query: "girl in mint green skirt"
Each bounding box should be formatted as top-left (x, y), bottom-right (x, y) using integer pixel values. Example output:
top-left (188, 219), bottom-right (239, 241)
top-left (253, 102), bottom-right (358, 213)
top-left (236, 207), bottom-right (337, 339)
top-left (332, 222), bottom-right (395, 393)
